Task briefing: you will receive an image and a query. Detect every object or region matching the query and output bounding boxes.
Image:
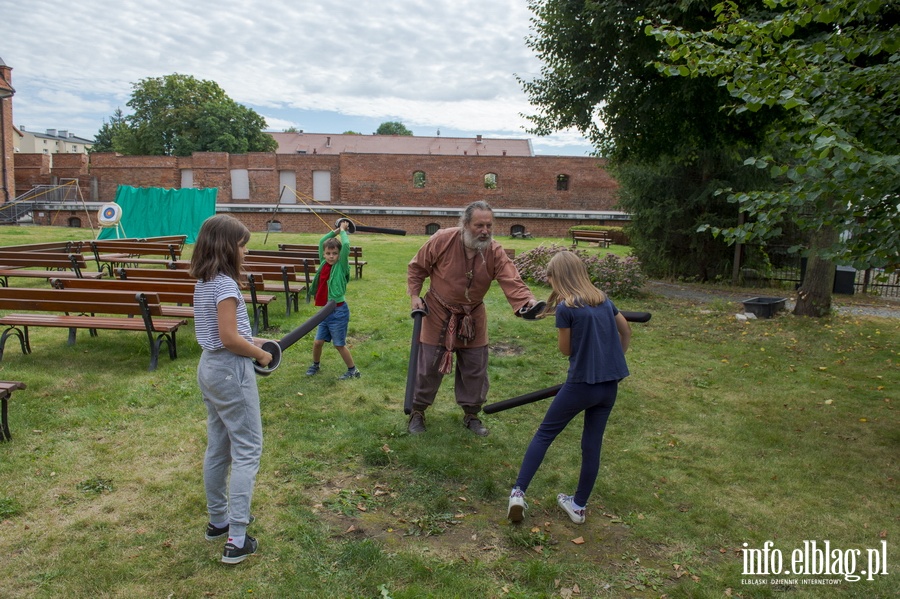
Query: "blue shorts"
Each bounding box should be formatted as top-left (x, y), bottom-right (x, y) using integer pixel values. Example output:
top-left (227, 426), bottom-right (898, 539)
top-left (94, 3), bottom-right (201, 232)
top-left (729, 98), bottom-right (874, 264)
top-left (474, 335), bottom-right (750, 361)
top-left (315, 302), bottom-right (350, 346)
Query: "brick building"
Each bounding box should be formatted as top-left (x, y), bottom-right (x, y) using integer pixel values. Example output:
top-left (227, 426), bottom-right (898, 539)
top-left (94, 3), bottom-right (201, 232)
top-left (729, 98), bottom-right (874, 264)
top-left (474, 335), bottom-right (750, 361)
top-left (12, 148), bottom-right (625, 237)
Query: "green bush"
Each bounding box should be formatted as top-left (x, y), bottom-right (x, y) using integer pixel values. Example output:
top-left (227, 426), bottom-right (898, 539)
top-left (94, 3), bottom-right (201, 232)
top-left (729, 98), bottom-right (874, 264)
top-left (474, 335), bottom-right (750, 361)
top-left (514, 243), bottom-right (646, 298)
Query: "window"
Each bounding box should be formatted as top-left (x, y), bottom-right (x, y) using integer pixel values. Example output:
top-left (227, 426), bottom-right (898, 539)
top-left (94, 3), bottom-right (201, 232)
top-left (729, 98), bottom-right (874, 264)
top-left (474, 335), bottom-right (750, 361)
top-left (230, 169), bottom-right (250, 200)
top-left (413, 171), bottom-right (426, 188)
top-left (279, 171), bottom-right (297, 204)
top-left (313, 170), bottom-right (331, 201)
top-left (556, 174), bottom-right (570, 191)
top-left (484, 173), bottom-right (498, 189)
top-left (266, 220), bottom-right (283, 232)
top-left (425, 223), bottom-right (440, 235)
top-left (67, 217), bottom-right (82, 228)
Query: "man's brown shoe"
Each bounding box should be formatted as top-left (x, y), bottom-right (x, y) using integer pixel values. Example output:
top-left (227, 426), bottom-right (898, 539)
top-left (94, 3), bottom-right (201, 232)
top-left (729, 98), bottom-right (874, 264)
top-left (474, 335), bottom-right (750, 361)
top-left (463, 414), bottom-right (489, 437)
top-left (408, 410), bottom-right (426, 434)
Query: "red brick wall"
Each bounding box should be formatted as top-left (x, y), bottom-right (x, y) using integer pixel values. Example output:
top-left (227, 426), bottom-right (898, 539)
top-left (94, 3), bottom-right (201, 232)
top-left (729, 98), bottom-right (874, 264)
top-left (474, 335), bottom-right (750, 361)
top-left (335, 154), bottom-right (617, 211)
top-left (13, 151), bottom-right (623, 235)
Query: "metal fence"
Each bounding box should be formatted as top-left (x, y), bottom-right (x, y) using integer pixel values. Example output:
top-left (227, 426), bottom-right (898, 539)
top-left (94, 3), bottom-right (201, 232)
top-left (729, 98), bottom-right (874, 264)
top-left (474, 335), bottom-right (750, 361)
top-left (746, 245), bottom-right (899, 298)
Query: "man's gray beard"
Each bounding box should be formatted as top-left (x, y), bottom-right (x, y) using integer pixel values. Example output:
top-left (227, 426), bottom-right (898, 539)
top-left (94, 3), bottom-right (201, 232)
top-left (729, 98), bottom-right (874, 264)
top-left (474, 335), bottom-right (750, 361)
top-left (463, 228), bottom-right (492, 252)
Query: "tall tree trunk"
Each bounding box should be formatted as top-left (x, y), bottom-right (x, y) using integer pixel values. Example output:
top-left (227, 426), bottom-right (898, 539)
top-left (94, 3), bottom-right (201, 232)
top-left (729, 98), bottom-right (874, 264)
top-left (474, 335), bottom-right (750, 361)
top-left (794, 225), bottom-right (839, 317)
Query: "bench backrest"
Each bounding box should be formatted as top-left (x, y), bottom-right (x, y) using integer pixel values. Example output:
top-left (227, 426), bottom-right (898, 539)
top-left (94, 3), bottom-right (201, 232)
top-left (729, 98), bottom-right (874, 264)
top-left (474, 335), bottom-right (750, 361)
top-left (116, 267), bottom-right (195, 281)
top-left (278, 243), bottom-right (362, 253)
top-left (0, 287), bottom-right (163, 317)
top-left (0, 253), bottom-right (90, 271)
top-left (115, 267), bottom-right (267, 291)
top-left (0, 241), bottom-right (82, 253)
top-left (139, 235), bottom-right (187, 248)
top-left (89, 241), bottom-right (182, 260)
top-left (52, 278), bottom-right (197, 305)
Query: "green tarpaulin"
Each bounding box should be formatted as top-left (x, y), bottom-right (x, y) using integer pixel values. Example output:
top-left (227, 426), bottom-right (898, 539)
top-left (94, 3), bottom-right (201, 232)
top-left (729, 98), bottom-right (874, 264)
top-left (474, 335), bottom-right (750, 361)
top-left (98, 186), bottom-right (217, 243)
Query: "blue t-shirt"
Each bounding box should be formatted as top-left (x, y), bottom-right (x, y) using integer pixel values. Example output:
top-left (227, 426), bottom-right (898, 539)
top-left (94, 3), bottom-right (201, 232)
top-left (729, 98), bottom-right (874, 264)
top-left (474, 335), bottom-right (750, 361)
top-left (556, 299), bottom-right (629, 384)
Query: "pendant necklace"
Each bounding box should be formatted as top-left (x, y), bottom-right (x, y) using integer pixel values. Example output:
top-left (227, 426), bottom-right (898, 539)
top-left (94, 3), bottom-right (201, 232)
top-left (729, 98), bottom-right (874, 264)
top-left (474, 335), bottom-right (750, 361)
top-left (463, 244), bottom-right (484, 302)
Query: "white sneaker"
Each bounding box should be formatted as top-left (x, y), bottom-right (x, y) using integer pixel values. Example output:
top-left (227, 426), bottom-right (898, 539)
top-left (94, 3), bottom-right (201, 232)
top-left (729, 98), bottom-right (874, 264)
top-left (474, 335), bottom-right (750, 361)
top-left (557, 493), bottom-right (586, 524)
top-left (507, 488), bottom-right (527, 522)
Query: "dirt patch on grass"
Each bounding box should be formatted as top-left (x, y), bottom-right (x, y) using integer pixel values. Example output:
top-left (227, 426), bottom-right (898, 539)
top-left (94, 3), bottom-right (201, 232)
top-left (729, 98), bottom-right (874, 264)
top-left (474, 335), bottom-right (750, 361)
top-left (489, 342), bottom-right (525, 357)
top-left (308, 475), bottom-right (660, 573)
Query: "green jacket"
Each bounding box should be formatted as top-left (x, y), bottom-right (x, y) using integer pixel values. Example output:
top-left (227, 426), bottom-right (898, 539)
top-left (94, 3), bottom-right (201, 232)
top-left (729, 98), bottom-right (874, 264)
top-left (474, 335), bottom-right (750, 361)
top-left (309, 229), bottom-right (351, 303)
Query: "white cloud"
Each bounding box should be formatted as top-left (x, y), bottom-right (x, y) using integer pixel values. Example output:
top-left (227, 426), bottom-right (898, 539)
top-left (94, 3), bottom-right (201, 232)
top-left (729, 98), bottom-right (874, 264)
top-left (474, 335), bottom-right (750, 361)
top-left (1, 0), bottom-right (594, 154)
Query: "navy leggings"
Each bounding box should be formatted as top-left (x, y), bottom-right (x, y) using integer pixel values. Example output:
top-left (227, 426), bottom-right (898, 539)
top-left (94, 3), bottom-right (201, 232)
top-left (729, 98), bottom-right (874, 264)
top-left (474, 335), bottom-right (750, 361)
top-left (514, 380), bottom-right (618, 507)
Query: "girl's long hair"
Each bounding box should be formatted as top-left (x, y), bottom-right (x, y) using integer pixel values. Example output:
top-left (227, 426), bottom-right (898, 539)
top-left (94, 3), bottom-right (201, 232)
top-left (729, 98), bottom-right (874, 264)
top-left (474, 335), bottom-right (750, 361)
top-left (545, 251), bottom-right (606, 310)
top-left (189, 215), bottom-right (251, 283)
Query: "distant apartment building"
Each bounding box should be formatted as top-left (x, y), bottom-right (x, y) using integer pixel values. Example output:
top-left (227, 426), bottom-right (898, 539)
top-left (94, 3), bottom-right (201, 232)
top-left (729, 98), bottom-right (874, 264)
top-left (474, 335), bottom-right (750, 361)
top-left (15, 127), bottom-right (93, 155)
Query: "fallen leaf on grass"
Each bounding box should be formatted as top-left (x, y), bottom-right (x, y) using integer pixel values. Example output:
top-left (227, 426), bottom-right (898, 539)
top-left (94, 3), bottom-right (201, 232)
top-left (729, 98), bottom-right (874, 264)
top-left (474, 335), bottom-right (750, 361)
top-left (345, 525), bottom-right (356, 533)
top-left (571, 536), bottom-right (585, 544)
top-left (533, 545), bottom-right (543, 554)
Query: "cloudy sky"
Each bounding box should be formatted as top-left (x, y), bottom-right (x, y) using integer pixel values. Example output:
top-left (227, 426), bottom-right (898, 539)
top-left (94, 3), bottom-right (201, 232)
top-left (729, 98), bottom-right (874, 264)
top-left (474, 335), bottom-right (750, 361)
top-left (2, 0), bottom-right (597, 156)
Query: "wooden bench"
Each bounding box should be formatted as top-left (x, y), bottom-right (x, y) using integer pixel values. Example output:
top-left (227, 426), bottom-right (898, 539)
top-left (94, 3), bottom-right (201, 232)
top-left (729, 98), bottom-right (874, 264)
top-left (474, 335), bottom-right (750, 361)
top-left (165, 259), bottom-right (311, 317)
top-left (112, 268), bottom-right (276, 332)
top-left (245, 256), bottom-right (319, 314)
top-left (88, 240), bottom-right (184, 275)
top-left (571, 229), bottom-right (612, 248)
top-left (0, 380), bottom-right (26, 442)
top-left (0, 252), bottom-right (104, 286)
top-left (0, 241), bottom-right (83, 253)
top-left (136, 235), bottom-right (187, 247)
top-left (0, 288), bottom-right (186, 371)
top-left (278, 243), bottom-right (367, 279)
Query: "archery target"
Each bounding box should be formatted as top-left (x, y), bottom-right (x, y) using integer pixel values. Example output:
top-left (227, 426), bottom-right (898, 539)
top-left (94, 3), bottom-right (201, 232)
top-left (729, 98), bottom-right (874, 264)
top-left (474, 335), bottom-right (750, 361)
top-left (98, 203), bottom-right (123, 226)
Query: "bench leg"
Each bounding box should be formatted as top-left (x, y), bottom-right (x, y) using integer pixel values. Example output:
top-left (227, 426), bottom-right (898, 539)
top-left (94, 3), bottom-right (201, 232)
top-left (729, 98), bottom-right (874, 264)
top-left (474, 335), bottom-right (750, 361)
top-left (0, 326), bottom-right (31, 361)
top-left (1, 397), bottom-right (10, 442)
top-left (250, 305), bottom-right (260, 336)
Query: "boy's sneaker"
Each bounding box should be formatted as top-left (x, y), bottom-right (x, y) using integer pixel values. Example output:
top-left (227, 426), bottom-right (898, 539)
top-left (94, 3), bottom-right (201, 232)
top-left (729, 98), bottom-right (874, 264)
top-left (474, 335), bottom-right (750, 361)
top-left (305, 363), bottom-right (320, 376)
top-left (338, 367), bottom-right (361, 380)
top-left (221, 535), bottom-right (258, 564)
top-left (205, 515), bottom-right (255, 541)
top-left (507, 488), bottom-right (528, 522)
top-left (557, 494), bottom-right (586, 524)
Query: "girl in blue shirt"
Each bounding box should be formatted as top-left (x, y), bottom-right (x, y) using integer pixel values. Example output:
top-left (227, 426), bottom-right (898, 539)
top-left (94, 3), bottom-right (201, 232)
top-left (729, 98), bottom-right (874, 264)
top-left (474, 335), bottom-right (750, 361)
top-left (508, 250), bottom-right (631, 524)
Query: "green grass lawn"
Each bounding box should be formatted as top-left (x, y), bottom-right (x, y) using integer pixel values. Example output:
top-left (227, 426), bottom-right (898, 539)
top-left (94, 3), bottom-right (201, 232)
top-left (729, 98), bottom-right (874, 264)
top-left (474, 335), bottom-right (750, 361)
top-left (0, 226), bottom-right (896, 598)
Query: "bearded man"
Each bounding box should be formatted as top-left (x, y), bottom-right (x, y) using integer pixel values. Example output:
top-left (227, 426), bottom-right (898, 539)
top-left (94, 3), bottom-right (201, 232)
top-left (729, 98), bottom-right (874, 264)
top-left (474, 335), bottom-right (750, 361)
top-left (407, 201), bottom-right (539, 436)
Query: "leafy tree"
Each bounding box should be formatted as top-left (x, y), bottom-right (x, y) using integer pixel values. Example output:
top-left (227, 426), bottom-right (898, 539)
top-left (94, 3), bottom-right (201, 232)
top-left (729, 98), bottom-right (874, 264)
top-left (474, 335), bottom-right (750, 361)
top-left (343, 130), bottom-right (363, 135)
top-left (91, 108), bottom-right (128, 153)
top-left (520, 0), bottom-right (776, 280)
top-left (375, 121), bottom-right (413, 136)
top-left (283, 126), bottom-right (300, 133)
top-left (646, 0), bottom-right (900, 315)
top-left (104, 74), bottom-right (277, 156)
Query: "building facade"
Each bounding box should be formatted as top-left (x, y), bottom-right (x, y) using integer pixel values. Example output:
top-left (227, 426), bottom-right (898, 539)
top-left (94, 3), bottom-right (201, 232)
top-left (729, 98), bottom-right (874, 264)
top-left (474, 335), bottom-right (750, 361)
top-left (15, 127), bottom-right (94, 156)
top-left (14, 149), bottom-right (624, 237)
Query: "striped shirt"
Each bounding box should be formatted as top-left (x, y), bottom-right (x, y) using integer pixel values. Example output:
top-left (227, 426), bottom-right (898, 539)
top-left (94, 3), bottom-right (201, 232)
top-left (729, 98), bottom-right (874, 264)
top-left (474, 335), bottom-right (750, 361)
top-left (193, 273), bottom-right (252, 350)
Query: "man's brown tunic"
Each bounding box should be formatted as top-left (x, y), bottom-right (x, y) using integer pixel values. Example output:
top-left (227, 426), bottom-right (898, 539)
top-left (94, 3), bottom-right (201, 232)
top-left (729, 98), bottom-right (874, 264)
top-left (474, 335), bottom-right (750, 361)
top-left (407, 227), bottom-right (534, 348)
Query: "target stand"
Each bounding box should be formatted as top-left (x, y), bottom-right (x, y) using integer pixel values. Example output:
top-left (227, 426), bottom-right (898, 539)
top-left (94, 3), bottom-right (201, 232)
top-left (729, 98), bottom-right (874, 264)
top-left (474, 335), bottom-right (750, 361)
top-left (97, 203), bottom-right (126, 238)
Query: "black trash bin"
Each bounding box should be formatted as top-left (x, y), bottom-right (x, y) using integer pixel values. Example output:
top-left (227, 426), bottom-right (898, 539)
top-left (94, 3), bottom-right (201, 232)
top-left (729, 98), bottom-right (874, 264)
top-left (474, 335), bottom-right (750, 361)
top-left (799, 258), bottom-right (856, 294)
top-left (833, 266), bottom-right (856, 295)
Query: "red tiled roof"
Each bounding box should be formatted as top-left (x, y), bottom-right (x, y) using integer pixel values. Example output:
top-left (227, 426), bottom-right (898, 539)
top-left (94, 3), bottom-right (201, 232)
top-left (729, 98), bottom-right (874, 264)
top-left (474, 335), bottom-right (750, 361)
top-left (269, 132), bottom-right (533, 156)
